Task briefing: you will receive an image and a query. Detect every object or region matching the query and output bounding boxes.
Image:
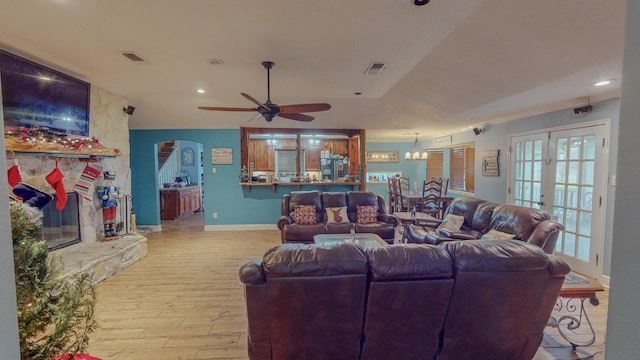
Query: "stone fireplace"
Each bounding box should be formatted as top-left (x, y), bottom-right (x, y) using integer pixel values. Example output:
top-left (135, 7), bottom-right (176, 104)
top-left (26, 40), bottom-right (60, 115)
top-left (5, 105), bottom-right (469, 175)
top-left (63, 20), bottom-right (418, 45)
top-left (40, 192), bottom-right (81, 250)
top-left (7, 86), bottom-right (132, 247)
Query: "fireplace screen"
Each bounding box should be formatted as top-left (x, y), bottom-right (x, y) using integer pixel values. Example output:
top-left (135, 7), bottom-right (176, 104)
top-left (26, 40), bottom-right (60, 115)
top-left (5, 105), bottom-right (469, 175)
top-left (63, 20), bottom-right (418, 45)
top-left (38, 192), bottom-right (81, 251)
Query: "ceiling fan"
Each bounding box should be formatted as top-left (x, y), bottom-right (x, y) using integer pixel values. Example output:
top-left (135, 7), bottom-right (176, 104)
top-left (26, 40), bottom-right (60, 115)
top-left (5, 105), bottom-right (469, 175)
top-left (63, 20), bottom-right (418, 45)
top-left (198, 61), bottom-right (331, 122)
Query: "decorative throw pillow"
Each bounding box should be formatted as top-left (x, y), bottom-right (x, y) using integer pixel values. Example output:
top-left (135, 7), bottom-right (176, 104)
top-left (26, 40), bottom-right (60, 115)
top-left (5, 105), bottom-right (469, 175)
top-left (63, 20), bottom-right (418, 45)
top-left (436, 214), bottom-right (465, 232)
top-left (356, 205), bottom-right (378, 224)
top-left (325, 206), bottom-right (349, 224)
top-left (480, 229), bottom-right (516, 240)
top-left (294, 204), bottom-right (317, 225)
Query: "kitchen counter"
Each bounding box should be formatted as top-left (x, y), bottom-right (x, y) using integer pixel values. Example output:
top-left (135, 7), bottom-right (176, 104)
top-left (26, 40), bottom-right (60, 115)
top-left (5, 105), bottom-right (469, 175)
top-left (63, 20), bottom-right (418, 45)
top-left (239, 181), bottom-right (364, 192)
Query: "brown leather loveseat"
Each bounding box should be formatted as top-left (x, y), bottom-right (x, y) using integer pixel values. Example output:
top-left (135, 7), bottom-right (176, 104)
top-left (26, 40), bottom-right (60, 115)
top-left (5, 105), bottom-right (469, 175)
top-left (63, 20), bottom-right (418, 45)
top-left (239, 240), bottom-right (570, 360)
top-left (277, 190), bottom-right (398, 244)
top-left (404, 197), bottom-right (564, 253)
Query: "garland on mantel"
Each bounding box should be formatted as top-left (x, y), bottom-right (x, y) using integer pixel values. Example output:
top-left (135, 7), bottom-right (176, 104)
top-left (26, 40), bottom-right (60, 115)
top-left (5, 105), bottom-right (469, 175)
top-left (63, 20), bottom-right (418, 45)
top-left (4, 127), bottom-right (104, 150)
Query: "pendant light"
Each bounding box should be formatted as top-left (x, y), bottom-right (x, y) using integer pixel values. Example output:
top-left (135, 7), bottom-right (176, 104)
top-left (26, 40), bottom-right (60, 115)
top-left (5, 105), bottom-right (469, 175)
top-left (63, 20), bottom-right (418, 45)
top-left (405, 133), bottom-right (428, 161)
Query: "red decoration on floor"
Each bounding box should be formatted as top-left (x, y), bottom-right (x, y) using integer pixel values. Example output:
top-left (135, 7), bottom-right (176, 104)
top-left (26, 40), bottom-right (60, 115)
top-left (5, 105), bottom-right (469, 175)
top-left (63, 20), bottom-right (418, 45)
top-left (52, 354), bottom-right (101, 360)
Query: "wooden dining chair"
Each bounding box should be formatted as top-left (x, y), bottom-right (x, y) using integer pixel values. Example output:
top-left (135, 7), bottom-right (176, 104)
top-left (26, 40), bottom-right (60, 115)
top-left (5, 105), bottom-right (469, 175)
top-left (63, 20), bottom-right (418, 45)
top-left (387, 176), bottom-right (396, 213)
top-left (440, 178), bottom-right (449, 197)
top-left (419, 179), bottom-right (443, 218)
top-left (396, 176), bottom-right (411, 212)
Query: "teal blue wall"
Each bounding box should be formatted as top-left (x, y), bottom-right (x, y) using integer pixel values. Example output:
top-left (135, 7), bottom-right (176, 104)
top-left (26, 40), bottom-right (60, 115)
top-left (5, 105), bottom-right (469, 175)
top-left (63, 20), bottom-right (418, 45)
top-left (130, 129), bottom-right (371, 227)
top-left (365, 141), bottom-right (427, 205)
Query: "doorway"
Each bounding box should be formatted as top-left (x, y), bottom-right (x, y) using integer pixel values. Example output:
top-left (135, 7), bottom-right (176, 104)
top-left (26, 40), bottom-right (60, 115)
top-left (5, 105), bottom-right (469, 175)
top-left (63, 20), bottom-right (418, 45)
top-left (509, 122), bottom-right (608, 279)
top-left (156, 140), bottom-right (205, 229)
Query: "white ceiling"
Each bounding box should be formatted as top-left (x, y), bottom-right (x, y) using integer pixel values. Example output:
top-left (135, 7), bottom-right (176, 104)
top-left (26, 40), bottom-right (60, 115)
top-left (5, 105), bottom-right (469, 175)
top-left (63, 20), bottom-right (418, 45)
top-left (0, 0), bottom-right (626, 141)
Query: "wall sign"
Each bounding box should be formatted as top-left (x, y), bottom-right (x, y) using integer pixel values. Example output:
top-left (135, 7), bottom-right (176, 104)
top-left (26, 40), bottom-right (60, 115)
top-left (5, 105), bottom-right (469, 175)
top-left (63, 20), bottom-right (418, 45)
top-left (482, 150), bottom-right (500, 176)
top-left (212, 148), bottom-right (233, 164)
top-left (433, 136), bottom-right (452, 146)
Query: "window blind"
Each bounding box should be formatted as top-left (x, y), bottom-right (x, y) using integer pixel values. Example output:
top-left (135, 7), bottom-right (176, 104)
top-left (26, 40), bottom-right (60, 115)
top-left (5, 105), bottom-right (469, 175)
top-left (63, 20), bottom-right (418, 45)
top-left (450, 145), bottom-right (475, 192)
top-left (426, 150), bottom-right (444, 180)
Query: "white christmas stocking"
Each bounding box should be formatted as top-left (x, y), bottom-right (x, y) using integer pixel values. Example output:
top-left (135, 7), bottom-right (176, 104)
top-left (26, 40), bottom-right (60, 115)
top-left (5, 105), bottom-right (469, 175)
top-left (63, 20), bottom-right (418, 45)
top-left (74, 164), bottom-right (102, 202)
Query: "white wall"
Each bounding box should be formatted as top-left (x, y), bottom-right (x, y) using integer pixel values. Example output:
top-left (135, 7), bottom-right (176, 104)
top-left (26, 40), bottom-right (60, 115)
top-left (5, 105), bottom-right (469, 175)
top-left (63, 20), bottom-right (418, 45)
top-left (423, 97), bottom-right (620, 279)
top-left (605, 0), bottom-right (640, 357)
top-left (0, 76), bottom-right (20, 359)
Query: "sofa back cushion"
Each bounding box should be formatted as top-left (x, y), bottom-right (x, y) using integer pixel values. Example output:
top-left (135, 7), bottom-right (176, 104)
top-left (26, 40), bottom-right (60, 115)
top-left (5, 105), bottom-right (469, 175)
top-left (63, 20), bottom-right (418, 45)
top-left (471, 201), bottom-right (498, 232)
top-left (488, 205), bottom-right (551, 240)
top-left (286, 190), bottom-right (322, 221)
top-left (442, 197), bottom-right (487, 229)
top-left (347, 191), bottom-right (381, 222)
top-left (361, 244), bottom-right (454, 360)
top-left (438, 240), bottom-right (555, 360)
top-left (262, 243), bottom-right (368, 359)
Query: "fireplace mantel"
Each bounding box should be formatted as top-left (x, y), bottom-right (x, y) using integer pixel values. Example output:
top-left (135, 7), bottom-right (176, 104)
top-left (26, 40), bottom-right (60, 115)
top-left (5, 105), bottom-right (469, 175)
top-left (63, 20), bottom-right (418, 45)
top-left (5, 137), bottom-right (122, 158)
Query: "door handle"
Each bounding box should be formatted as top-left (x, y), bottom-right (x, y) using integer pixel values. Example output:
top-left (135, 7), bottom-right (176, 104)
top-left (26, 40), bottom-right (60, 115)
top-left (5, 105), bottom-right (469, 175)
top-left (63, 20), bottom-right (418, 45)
top-left (537, 201), bottom-right (545, 206)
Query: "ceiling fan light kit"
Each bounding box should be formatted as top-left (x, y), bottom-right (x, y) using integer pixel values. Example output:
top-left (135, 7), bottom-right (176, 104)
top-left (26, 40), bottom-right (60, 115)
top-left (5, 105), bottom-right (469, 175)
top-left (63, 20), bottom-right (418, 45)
top-left (198, 61), bottom-right (331, 122)
top-left (406, 133), bottom-right (428, 160)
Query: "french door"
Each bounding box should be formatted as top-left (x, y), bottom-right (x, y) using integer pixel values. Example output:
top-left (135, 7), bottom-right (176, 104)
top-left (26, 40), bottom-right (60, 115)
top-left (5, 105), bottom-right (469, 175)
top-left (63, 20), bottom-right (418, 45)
top-left (509, 124), bottom-right (608, 278)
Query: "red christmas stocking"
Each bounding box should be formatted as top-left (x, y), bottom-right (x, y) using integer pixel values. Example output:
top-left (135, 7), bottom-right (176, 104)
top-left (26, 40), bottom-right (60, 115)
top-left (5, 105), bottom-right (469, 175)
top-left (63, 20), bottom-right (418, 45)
top-left (7, 164), bottom-right (22, 187)
top-left (46, 167), bottom-right (67, 210)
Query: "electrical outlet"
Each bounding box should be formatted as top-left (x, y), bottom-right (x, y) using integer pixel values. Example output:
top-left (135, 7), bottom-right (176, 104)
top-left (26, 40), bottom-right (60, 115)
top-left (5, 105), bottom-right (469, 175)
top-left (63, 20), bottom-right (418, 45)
top-left (213, 212), bottom-right (218, 219)
top-left (212, 167), bottom-right (217, 174)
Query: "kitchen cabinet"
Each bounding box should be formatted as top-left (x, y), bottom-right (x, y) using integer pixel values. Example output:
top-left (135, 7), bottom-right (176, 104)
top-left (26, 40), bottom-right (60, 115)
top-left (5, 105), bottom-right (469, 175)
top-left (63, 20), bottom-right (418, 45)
top-left (305, 146), bottom-right (321, 171)
top-left (249, 139), bottom-right (275, 171)
top-left (323, 140), bottom-right (348, 156)
top-left (160, 186), bottom-right (201, 220)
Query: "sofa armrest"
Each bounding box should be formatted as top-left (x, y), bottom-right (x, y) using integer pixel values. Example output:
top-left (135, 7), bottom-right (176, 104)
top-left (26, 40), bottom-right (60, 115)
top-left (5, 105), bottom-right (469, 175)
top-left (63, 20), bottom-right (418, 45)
top-left (379, 213), bottom-right (399, 227)
top-left (526, 220), bottom-right (565, 254)
top-left (438, 229), bottom-right (478, 240)
top-left (239, 260), bottom-right (266, 285)
top-left (546, 255), bottom-right (571, 277)
top-left (413, 218), bottom-right (442, 228)
top-left (277, 216), bottom-right (293, 230)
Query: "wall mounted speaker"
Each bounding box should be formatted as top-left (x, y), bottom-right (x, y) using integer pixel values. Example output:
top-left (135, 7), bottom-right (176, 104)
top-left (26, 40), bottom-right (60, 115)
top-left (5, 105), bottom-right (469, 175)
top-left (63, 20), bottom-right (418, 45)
top-left (573, 105), bottom-right (592, 115)
top-left (473, 127), bottom-right (482, 136)
top-left (123, 106), bottom-right (136, 115)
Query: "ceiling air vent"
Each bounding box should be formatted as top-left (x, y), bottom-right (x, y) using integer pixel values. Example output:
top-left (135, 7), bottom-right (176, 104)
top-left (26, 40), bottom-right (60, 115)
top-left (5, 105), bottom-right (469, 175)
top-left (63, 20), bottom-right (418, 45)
top-left (365, 62), bottom-right (387, 75)
top-left (121, 52), bottom-right (145, 62)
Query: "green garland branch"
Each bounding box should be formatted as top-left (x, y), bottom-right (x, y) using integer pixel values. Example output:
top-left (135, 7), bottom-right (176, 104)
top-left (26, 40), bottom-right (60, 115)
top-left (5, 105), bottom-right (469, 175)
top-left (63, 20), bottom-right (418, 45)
top-left (10, 202), bottom-right (98, 360)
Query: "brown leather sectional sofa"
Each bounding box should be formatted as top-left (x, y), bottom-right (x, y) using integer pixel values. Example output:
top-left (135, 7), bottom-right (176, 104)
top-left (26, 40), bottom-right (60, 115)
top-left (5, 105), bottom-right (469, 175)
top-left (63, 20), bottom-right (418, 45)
top-left (277, 191), bottom-right (399, 244)
top-left (404, 197), bottom-right (565, 254)
top-left (239, 240), bottom-right (570, 360)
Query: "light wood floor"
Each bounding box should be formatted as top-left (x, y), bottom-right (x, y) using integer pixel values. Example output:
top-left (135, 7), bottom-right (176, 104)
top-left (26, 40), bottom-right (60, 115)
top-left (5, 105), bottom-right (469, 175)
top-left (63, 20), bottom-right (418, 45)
top-left (86, 213), bottom-right (609, 360)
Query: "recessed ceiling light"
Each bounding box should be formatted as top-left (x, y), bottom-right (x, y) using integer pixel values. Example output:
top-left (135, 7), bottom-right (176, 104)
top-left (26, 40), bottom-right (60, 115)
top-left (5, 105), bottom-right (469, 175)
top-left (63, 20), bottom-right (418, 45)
top-left (208, 58), bottom-right (224, 66)
top-left (594, 79), bottom-right (614, 87)
top-left (354, 92), bottom-right (362, 95)
top-left (197, 89), bottom-right (206, 94)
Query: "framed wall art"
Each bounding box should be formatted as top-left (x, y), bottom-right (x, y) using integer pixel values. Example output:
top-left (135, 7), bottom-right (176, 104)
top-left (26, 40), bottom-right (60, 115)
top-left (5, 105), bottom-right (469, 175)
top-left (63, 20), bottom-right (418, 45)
top-left (366, 151), bottom-right (399, 163)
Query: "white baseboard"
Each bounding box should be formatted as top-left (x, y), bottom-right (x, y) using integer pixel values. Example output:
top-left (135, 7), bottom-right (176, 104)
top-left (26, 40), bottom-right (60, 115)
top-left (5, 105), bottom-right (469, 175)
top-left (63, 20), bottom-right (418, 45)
top-left (137, 225), bottom-right (162, 232)
top-left (204, 224), bottom-right (278, 231)
top-left (600, 274), bottom-right (610, 288)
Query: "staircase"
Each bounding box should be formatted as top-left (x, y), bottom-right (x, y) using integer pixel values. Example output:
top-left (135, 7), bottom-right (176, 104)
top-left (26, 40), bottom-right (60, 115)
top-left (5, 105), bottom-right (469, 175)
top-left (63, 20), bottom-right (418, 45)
top-left (158, 141), bottom-right (176, 169)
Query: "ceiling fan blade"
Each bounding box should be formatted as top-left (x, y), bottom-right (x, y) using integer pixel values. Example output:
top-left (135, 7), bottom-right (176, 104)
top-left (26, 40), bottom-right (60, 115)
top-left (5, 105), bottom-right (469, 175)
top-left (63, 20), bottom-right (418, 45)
top-left (198, 106), bottom-right (257, 112)
top-left (279, 103), bottom-right (331, 113)
top-left (278, 112), bottom-right (315, 122)
top-left (248, 113), bottom-right (263, 122)
top-left (241, 92), bottom-right (271, 112)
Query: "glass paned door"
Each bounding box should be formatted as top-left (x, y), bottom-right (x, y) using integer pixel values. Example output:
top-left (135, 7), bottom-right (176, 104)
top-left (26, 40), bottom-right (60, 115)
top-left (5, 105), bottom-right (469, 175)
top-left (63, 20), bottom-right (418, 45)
top-left (510, 125), bottom-right (606, 278)
top-left (549, 127), bottom-right (606, 278)
top-left (511, 134), bottom-right (546, 208)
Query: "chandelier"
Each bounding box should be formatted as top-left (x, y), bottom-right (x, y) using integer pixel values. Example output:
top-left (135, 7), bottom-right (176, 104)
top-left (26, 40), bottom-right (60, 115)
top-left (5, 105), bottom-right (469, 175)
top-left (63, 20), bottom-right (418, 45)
top-left (405, 133), bottom-right (428, 161)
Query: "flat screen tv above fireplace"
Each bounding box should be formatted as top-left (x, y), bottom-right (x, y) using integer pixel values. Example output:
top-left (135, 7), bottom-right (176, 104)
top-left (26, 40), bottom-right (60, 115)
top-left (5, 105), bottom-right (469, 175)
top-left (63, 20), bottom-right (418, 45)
top-left (0, 50), bottom-right (90, 136)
